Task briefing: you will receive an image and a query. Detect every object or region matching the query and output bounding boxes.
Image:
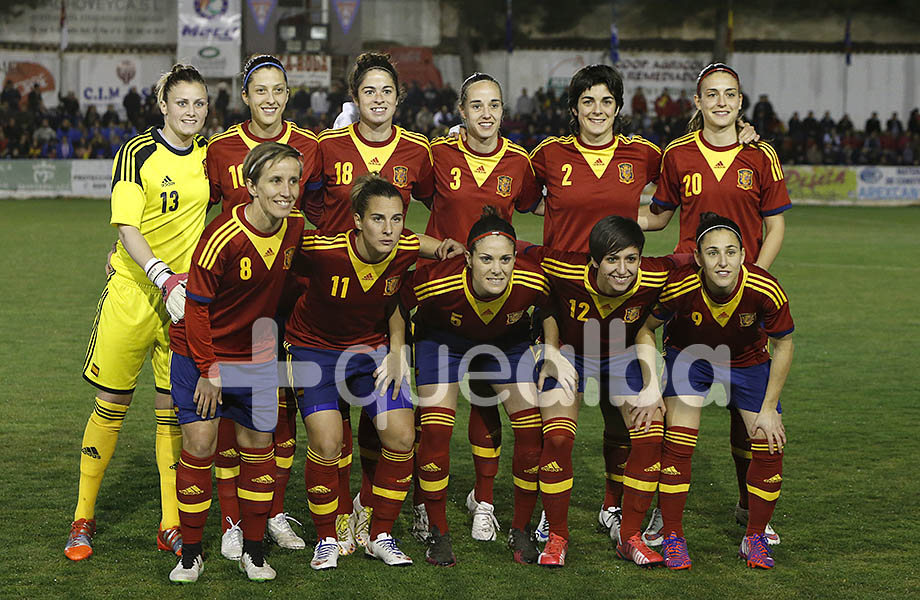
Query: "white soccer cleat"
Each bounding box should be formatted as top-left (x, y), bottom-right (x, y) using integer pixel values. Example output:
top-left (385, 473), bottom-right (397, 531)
top-left (642, 507), bottom-right (664, 547)
top-left (535, 510), bottom-right (550, 543)
top-left (735, 503), bottom-right (781, 545)
top-left (169, 554), bottom-right (204, 583)
top-left (365, 532), bottom-right (413, 566)
top-left (221, 517), bottom-right (244, 560)
top-left (411, 503), bottom-right (430, 543)
top-left (466, 490), bottom-right (500, 542)
top-left (349, 493), bottom-right (373, 548)
top-left (335, 513), bottom-right (356, 555)
top-left (601, 506), bottom-right (623, 544)
top-left (311, 537), bottom-right (340, 570)
top-left (239, 552), bottom-right (276, 581)
top-left (267, 512), bottom-right (306, 550)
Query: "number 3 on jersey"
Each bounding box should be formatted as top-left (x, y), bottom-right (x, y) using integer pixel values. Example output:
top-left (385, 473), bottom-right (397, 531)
top-left (160, 190), bottom-right (179, 213)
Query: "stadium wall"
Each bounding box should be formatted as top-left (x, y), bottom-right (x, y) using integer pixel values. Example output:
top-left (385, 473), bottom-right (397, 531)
top-left (2, 160), bottom-right (918, 206)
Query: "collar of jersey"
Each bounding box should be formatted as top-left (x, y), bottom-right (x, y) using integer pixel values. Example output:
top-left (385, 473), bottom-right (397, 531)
top-left (583, 263), bottom-right (641, 319)
top-left (463, 267), bottom-right (513, 324)
top-left (346, 229), bottom-right (399, 292)
top-left (698, 265), bottom-right (748, 327)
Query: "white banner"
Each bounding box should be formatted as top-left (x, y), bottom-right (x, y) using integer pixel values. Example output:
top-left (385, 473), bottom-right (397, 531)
top-left (72, 160), bottom-right (115, 197)
top-left (0, 51), bottom-right (61, 109)
top-left (280, 54), bottom-right (332, 89)
top-left (177, 0), bottom-right (242, 78)
top-left (0, 0), bottom-right (175, 46)
top-left (78, 55), bottom-right (173, 110)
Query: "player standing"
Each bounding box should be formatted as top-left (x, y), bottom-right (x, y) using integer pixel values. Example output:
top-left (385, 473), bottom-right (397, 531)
top-left (285, 173), bottom-right (460, 569)
top-left (167, 142), bottom-right (306, 583)
top-left (642, 63), bottom-right (791, 546)
top-left (66, 64), bottom-right (209, 561)
top-left (308, 52), bottom-right (435, 554)
top-left (633, 212), bottom-right (793, 570)
top-left (205, 54), bottom-right (322, 559)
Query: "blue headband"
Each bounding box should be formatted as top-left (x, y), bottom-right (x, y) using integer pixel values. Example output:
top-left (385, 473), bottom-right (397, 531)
top-left (243, 60), bottom-right (287, 90)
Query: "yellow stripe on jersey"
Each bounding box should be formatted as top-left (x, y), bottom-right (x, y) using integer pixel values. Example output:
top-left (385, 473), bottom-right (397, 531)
top-left (529, 135), bottom-right (574, 158)
top-left (413, 273), bottom-right (464, 295)
top-left (511, 271), bottom-right (550, 294)
top-left (659, 273), bottom-right (702, 302)
top-left (747, 272), bottom-right (787, 303)
top-left (198, 221), bottom-right (242, 271)
top-left (619, 134), bottom-right (663, 155)
top-left (416, 283), bottom-right (464, 301)
top-left (291, 123), bottom-right (319, 141)
top-left (541, 258), bottom-right (585, 277)
top-left (662, 131), bottom-right (697, 155)
top-left (756, 141), bottom-right (784, 181)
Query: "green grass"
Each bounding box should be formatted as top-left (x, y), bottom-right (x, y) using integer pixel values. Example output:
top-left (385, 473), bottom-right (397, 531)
top-left (1, 200), bottom-right (918, 598)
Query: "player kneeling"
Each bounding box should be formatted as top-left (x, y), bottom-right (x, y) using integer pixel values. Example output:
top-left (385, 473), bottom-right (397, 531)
top-left (168, 143), bottom-right (306, 583)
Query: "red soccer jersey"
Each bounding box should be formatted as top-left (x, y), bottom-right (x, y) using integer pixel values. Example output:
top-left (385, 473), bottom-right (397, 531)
top-left (205, 120), bottom-right (323, 219)
top-left (424, 136), bottom-right (541, 242)
top-left (652, 263), bottom-right (794, 368)
top-left (285, 229), bottom-right (420, 350)
top-left (535, 247), bottom-right (672, 357)
top-left (309, 124), bottom-right (434, 233)
top-left (170, 204), bottom-right (306, 375)
top-left (403, 252), bottom-right (549, 343)
top-left (653, 131), bottom-right (791, 258)
top-left (530, 134), bottom-right (661, 251)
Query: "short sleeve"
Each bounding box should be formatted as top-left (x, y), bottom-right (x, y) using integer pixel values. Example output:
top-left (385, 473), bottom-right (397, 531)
top-left (760, 278), bottom-right (794, 338)
top-left (645, 142), bottom-right (662, 185)
top-left (651, 150), bottom-right (680, 211)
top-left (756, 143), bottom-right (792, 217)
top-left (514, 156), bottom-right (542, 213)
top-left (109, 142), bottom-right (149, 228)
top-left (530, 144), bottom-right (547, 185)
top-left (412, 148), bottom-right (435, 201)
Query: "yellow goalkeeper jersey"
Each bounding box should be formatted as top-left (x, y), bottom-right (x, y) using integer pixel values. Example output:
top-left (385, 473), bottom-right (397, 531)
top-left (109, 127), bottom-right (209, 285)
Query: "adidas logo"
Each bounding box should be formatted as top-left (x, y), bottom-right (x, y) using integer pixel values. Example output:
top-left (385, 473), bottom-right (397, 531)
top-left (660, 466), bottom-right (680, 476)
top-left (219, 449), bottom-right (238, 458)
top-left (264, 247), bottom-right (275, 257)
top-left (420, 462), bottom-right (441, 472)
top-left (541, 461), bottom-right (563, 473)
top-left (523, 466), bottom-right (539, 475)
top-left (714, 161), bottom-right (725, 168)
top-left (369, 157), bottom-right (381, 166)
top-left (644, 461), bottom-right (661, 473)
top-left (617, 462), bottom-right (627, 469)
top-left (170, 462), bottom-right (178, 471)
top-left (594, 158), bottom-right (604, 165)
top-left (396, 475), bottom-right (414, 483)
top-left (476, 165), bottom-right (486, 173)
top-left (764, 474), bottom-right (783, 484)
top-left (161, 175), bottom-right (175, 187)
top-left (482, 308), bottom-right (493, 316)
top-left (276, 438), bottom-right (295, 448)
top-left (179, 485), bottom-right (204, 495)
top-left (718, 311), bottom-right (729, 319)
top-left (307, 485), bottom-right (332, 495)
top-left (362, 272), bottom-right (374, 281)
top-left (251, 474), bottom-right (275, 485)
top-left (602, 304), bottom-right (611, 311)
top-left (81, 446), bottom-right (100, 459)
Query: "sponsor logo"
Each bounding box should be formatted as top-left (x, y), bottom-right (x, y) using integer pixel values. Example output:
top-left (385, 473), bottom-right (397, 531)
top-left (593, 157), bottom-right (604, 166)
top-left (541, 461), bottom-right (562, 473)
top-left (396, 475), bottom-right (413, 483)
top-left (739, 312), bottom-right (757, 327)
top-left (248, 0), bottom-right (276, 34)
top-left (383, 275), bottom-right (400, 296)
top-left (660, 465), bottom-right (680, 476)
top-left (81, 446), bottom-right (100, 459)
top-left (506, 310), bottom-right (524, 325)
top-left (219, 448), bottom-right (238, 458)
top-left (161, 176), bottom-right (175, 187)
top-left (714, 160), bottom-right (725, 169)
top-left (179, 485), bottom-right (205, 495)
top-left (195, 0), bottom-right (228, 19)
top-left (369, 156), bottom-right (381, 166)
top-left (307, 485), bottom-right (332, 494)
top-left (198, 47), bottom-right (221, 59)
top-left (496, 175), bottom-right (513, 197)
top-left (419, 462), bottom-right (441, 472)
top-left (737, 168), bottom-right (754, 190)
top-left (481, 308), bottom-right (493, 317)
top-left (860, 167), bottom-right (883, 184)
top-left (276, 437), bottom-right (295, 448)
top-left (618, 162), bottom-right (635, 184)
top-left (283, 247), bottom-right (295, 270)
top-left (764, 474), bottom-right (783, 484)
top-left (623, 306), bottom-right (641, 323)
top-left (362, 272), bottom-right (374, 281)
top-left (523, 465), bottom-right (539, 475)
top-left (252, 474), bottom-right (275, 485)
top-left (475, 165), bottom-right (486, 173)
top-left (264, 247), bottom-right (275, 257)
top-left (392, 165), bottom-right (409, 188)
top-left (116, 60), bottom-right (136, 85)
top-left (170, 462), bottom-right (178, 471)
top-left (644, 461), bottom-right (661, 473)
top-left (90, 363), bottom-right (100, 376)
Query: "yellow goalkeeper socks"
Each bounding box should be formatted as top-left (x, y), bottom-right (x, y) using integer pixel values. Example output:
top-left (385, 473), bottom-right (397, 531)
top-left (155, 408), bottom-right (183, 529)
top-left (75, 397), bottom-right (128, 521)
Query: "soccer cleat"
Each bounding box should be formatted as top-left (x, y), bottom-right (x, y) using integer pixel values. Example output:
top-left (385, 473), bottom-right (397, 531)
top-left (365, 533), bottom-right (413, 566)
top-left (616, 532), bottom-right (664, 568)
top-left (335, 513), bottom-right (356, 555)
top-left (466, 490), bottom-right (499, 541)
top-left (157, 525), bottom-right (183, 557)
top-left (600, 506), bottom-right (623, 544)
top-left (266, 513), bottom-right (306, 550)
top-left (311, 537), bottom-right (339, 570)
top-left (239, 552), bottom-right (277, 581)
top-left (508, 526), bottom-right (540, 564)
top-left (662, 532), bottom-right (692, 570)
top-left (169, 554), bottom-right (204, 584)
top-left (411, 503), bottom-right (431, 543)
top-left (65, 518), bottom-right (96, 561)
top-left (537, 532), bottom-right (568, 568)
top-left (349, 494), bottom-right (373, 548)
top-left (425, 526), bottom-right (457, 567)
top-left (642, 507), bottom-right (664, 547)
top-left (739, 533), bottom-right (775, 569)
top-left (221, 517), bottom-right (244, 560)
top-left (534, 510), bottom-right (549, 543)
top-left (735, 503), bottom-right (780, 545)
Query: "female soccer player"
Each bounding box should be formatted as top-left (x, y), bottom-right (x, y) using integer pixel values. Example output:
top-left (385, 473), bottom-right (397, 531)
top-left (533, 216), bottom-right (674, 567)
top-left (407, 207), bottom-right (549, 566)
top-left (643, 63), bottom-right (791, 546)
top-left (633, 212), bottom-right (793, 570)
top-left (422, 73), bottom-right (541, 545)
top-left (67, 64), bottom-right (209, 562)
top-left (167, 142), bottom-right (306, 583)
top-left (205, 53), bottom-right (323, 560)
top-left (285, 173), bottom-right (460, 570)
top-left (307, 52), bottom-right (435, 555)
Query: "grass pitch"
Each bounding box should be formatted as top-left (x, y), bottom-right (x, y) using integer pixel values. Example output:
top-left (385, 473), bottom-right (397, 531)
top-left (1, 199), bottom-right (917, 598)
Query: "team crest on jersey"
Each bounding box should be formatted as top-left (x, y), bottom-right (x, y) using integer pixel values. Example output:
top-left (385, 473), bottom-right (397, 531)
top-left (737, 169), bottom-right (754, 190)
top-left (618, 162), bottom-right (635, 184)
top-left (392, 165), bottom-right (409, 188)
top-left (506, 310), bottom-right (525, 325)
top-left (739, 312), bottom-right (757, 327)
top-left (383, 275), bottom-right (401, 296)
top-left (283, 247), bottom-right (295, 270)
top-left (496, 175), bottom-right (513, 197)
top-left (623, 306), bottom-right (641, 323)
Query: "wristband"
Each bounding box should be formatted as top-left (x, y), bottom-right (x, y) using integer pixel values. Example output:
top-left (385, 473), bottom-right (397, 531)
top-left (144, 257), bottom-right (173, 288)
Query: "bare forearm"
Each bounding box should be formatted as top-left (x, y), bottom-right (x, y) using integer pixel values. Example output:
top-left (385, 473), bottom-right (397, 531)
top-left (117, 224), bottom-right (157, 269)
top-left (761, 336), bottom-right (793, 412)
top-left (755, 215), bottom-right (785, 270)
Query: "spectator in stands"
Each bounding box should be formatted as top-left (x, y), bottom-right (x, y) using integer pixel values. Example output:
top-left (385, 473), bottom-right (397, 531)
top-left (59, 91), bottom-right (80, 119)
top-left (432, 104), bottom-right (453, 129)
top-left (123, 86), bottom-right (142, 125)
top-left (0, 126), bottom-right (7, 157)
top-left (2, 80), bottom-right (21, 111)
top-left (819, 110), bottom-right (835, 134)
top-left (886, 112), bottom-right (903, 135)
top-left (654, 88), bottom-right (673, 119)
top-left (414, 105), bottom-right (434, 135)
top-left (423, 82), bottom-right (439, 110)
top-left (27, 84), bottom-right (44, 115)
top-left (802, 110), bottom-right (820, 139)
top-left (6, 116), bottom-right (22, 143)
top-left (85, 105), bottom-right (100, 126)
top-left (310, 87), bottom-right (329, 117)
top-left (516, 87), bottom-right (535, 118)
top-left (908, 109), bottom-right (920, 135)
top-left (631, 86), bottom-right (648, 116)
top-left (33, 118), bottom-right (56, 147)
top-left (214, 84), bottom-right (230, 120)
top-left (752, 94), bottom-right (775, 134)
top-left (865, 111), bottom-right (881, 135)
top-left (101, 104), bottom-right (119, 127)
top-left (837, 113), bottom-right (854, 133)
top-left (676, 90), bottom-right (693, 118)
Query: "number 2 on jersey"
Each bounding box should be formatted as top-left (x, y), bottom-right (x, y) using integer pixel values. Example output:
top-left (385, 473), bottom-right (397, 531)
top-left (682, 172), bottom-right (702, 196)
top-left (330, 275), bottom-right (350, 298)
top-left (561, 163), bottom-right (573, 186)
top-left (569, 299), bottom-right (590, 322)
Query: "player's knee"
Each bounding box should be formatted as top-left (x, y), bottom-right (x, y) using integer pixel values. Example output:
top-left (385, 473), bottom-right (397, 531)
top-left (544, 433), bottom-right (574, 452)
top-left (383, 428), bottom-right (416, 454)
top-left (97, 390), bottom-right (133, 406)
